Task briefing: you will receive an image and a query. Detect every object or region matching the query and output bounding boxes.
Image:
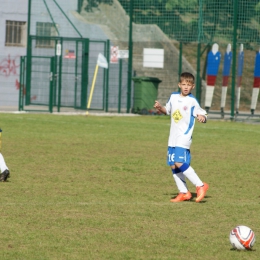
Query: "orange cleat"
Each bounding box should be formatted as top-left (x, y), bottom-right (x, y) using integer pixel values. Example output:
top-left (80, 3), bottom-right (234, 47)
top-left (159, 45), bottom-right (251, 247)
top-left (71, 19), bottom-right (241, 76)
top-left (170, 191), bottom-right (192, 202)
top-left (195, 183), bottom-right (209, 202)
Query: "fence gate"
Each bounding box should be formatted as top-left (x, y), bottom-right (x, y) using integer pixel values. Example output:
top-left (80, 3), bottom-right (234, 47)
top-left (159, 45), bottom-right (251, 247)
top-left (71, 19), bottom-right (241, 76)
top-left (19, 36), bottom-right (92, 112)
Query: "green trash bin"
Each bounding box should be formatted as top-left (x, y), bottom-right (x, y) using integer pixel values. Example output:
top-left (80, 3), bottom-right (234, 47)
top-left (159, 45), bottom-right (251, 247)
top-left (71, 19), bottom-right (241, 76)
top-left (132, 77), bottom-right (162, 114)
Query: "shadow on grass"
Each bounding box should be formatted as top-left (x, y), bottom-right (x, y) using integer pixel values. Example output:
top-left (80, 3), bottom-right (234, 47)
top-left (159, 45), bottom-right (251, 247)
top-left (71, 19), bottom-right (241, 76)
top-left (230, 248), bottom-right (256, 252)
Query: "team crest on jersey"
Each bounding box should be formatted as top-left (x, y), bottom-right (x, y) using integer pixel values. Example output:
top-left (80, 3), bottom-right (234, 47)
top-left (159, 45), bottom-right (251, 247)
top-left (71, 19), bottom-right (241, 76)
top-left (172, 109), bottom-right (183, 123)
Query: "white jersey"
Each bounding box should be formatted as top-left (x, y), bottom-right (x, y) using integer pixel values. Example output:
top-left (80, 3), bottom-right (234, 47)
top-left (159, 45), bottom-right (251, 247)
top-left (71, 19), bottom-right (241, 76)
top-left (165, 92), bottom-right (207, 149)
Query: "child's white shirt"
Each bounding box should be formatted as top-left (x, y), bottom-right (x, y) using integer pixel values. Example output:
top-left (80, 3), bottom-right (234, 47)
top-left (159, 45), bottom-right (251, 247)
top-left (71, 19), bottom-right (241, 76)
top-left (164, 92), bottom-right (207, 149)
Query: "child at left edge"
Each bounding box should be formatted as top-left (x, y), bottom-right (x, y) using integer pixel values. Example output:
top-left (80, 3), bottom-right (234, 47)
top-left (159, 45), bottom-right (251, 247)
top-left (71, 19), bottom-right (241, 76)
top-left (0, 153), bottom-right (10, 182)
top-left (154, 72), bottom-right (209, 203)
top-left (0, 129), bottom-right (10, 182)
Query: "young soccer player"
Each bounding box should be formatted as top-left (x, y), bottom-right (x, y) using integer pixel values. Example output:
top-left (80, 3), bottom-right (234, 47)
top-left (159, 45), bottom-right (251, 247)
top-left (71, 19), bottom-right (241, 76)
top-left (0, 153), bottom-right (10, 182)
top-left (154, 72), bottom-right (209, 202)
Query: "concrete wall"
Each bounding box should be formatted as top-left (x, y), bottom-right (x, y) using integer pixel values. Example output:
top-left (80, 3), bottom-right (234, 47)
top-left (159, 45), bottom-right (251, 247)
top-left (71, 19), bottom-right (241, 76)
top-left (0, 0), bottom-right (110, 110)
top-left (0, 0), bottom-right (28, 109)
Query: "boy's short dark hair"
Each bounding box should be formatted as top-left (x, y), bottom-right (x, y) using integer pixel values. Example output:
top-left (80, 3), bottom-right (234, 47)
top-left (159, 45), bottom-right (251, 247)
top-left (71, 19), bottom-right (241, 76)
top-left (179, 72), bottom-right (195, 85)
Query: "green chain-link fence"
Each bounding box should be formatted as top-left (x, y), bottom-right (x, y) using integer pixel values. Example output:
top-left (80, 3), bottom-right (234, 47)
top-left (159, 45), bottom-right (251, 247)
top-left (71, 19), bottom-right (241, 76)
top-left (21, 0), bottom-right (129, 113)
top-left (22, 0), bottom-right (260, 117)
top-left (119, 0), bottom-right (260, 46)
top-left (116, 0), bottom-right (260, 117)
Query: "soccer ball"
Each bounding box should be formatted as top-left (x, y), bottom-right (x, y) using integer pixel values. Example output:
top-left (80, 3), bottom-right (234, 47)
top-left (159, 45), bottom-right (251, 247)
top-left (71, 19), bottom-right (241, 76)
top-left (229, 225), bottom-right (256, 250)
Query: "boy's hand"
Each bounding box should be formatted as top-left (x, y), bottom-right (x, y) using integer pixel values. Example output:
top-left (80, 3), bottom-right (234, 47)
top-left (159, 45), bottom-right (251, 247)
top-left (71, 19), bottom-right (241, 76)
top-left (154, 100), bottom-right (162, 110)
top-left (197, 115), bottom-right (207, 123)
top-left (154, 101), bottom-right (166, 114)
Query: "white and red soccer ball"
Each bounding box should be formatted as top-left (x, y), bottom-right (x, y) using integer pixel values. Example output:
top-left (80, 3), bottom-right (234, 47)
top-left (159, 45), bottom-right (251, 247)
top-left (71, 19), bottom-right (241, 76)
top-left (229, 225), bottom-right (256, 250)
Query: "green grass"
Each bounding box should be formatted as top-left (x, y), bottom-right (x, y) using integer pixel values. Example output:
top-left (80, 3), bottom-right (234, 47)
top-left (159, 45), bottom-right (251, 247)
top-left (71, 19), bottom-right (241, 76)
top-left (0, 113), bottom-right (259, 260)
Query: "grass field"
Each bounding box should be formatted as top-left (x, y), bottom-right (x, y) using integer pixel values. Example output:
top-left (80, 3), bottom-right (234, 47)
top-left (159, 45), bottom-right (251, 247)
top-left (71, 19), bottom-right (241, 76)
top-left (0, 113), bottom-right (259, 260)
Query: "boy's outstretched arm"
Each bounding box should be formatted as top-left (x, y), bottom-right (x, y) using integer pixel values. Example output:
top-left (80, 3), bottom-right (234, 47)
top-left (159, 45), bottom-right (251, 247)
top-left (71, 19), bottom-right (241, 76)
top-left (154, 100), bottom-right (166, 114)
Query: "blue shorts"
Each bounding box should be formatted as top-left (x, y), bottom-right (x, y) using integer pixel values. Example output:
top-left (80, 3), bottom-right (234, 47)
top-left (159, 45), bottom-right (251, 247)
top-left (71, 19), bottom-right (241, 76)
top-left (167, 146), bottom-right (191, 166)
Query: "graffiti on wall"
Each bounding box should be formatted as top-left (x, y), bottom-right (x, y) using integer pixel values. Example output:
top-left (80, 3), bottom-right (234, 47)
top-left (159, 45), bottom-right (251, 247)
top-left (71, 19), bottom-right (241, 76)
top-left (15, 79), bottom-right (36, 101)
top-left (0, 54), bottom-right (38, 104)
top-left (0, 54), bottom-right (20, 77)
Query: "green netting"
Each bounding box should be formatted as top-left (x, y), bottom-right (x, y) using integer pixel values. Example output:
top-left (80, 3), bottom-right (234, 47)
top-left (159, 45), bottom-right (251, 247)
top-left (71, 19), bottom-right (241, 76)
top-left (119, 0), bottom-right (260, 48)
top-left (30, 0), bottom-right (260, 48)
top-left (25, 0), bottom-right (260, 114)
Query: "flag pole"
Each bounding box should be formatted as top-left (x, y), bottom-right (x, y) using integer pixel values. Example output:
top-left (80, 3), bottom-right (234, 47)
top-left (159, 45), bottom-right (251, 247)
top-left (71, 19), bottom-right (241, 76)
top-left (86, 64), bottom-right (99, 116)
top-left (86, 53), bottom-right (108, 116)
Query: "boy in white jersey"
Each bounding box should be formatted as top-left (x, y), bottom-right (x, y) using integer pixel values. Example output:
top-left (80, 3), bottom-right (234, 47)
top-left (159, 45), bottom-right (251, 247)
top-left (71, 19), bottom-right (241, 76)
top-left (154, 72), bottom-right (209, 202)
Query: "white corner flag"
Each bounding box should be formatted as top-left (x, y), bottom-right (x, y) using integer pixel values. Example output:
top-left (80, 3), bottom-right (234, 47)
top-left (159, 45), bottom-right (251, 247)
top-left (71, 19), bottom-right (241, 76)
top-left (97, 53), bottom-right (108, 69)
top-left (86, 53), bottom-right (108, 115)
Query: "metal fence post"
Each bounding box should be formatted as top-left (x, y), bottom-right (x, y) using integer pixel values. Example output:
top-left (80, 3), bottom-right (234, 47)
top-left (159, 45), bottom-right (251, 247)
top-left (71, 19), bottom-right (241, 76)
top-left (127, 0), bottom-right (133, 113)
top-left (231, 0), bottom-right (238, 120)
top-left (49, 57), bottom-right (55, 113)
top-left (196, 0), bottom-right (203, 104)
top-left (57, 37), bottom-right (63, 112)
top-left (105, 39), bottom-right (110, 112)
top-left (178, 42), bottom-right (182, 82)
top-left (19, 56), bottom-right (25, 111)
top-left (118, 59), bottom-right (123, 113)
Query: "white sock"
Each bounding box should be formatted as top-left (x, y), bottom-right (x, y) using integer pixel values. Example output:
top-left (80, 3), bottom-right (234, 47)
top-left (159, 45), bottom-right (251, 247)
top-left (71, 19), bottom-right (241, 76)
top-left (183, 166), bottom-right (203, 187)
top-left (173, 172), bottom-right (188, 193)
top-left (0, 153), bottom-right (8, 173)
